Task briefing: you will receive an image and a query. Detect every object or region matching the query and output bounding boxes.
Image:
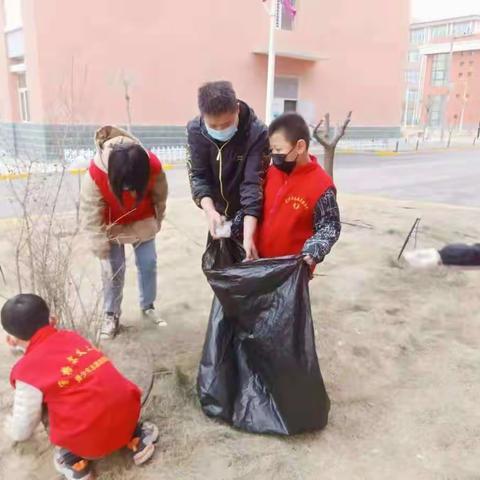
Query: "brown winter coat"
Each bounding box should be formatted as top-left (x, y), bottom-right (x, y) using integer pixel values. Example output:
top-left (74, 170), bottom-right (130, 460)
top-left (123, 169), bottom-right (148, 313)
top-left (80, 126), bottom-right (168, 258)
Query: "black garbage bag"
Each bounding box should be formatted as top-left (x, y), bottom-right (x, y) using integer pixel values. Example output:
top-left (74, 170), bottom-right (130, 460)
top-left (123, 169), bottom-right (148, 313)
top-left (439, 243), bottom-right (480, 266)
top-left (197, 238), bottom-right (330, 436)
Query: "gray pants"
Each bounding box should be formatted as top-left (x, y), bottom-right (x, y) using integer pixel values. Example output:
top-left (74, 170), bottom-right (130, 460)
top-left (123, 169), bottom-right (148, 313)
top-left (102, 239), bottom-right (157, 315)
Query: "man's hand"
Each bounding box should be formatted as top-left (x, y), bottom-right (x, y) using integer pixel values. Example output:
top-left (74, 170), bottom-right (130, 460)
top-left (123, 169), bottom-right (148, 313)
top-left (205, 210), bottom-right (225, 239)
top-left (201, 198), bottom-right (224, 239)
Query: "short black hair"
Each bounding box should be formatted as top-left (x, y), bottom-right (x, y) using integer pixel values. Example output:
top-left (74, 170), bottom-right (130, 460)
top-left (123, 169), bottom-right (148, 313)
top-left (1, 294), bottom-right (50, 341)
top-left (268, 113), bottom-right (311, 149)
top-left (198, 81), bottom-right (238, 116)
top-left (108, 144), bottom-right (150, 206)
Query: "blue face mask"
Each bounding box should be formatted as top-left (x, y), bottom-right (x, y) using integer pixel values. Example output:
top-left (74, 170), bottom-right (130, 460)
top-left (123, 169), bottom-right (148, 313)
top-left (206, 122), bottom-right (238, 142)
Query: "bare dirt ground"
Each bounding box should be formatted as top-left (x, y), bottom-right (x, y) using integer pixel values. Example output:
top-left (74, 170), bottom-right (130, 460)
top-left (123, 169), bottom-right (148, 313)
top-left (1, 194), bottom-right (479, 480)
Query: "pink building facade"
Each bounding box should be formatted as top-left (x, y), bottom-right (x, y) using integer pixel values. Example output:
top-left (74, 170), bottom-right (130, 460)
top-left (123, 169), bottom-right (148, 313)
top-left (405, 15), bottom-right (480, 133)
top-left (0, 0), bottom-right (409, 159)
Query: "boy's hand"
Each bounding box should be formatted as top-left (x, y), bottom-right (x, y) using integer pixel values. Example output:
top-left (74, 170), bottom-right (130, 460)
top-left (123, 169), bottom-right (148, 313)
top-left (303, 255), bottom-right (315, 267)
top-left (243, 237), bottom-right (259, 261)
top-left (303, 255), bottom-right (315, 280)
top-left (243, 215), bottom-right (259, 261)
top-left (6, 335), bottom-right (25, 356)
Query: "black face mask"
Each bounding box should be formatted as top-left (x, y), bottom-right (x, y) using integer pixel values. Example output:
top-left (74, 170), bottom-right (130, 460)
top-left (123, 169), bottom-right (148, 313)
top-left (271, 147), bottom-right (298, 174)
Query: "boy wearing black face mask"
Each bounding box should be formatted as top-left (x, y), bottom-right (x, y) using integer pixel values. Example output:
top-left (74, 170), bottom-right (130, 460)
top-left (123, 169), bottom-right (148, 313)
top-left (256, 113), bottom-right (341, 268)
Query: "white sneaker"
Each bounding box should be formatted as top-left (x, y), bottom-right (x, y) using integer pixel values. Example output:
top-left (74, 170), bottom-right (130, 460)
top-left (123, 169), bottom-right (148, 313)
top-left (142, 306), bottom-right (168, 327)
top-left (98, 312), bottom-right (119, 341)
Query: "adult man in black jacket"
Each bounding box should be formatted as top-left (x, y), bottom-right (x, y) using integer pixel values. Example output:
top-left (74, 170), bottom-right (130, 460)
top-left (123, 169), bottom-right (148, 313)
top-left (186, 81), bottom-right (269, 260)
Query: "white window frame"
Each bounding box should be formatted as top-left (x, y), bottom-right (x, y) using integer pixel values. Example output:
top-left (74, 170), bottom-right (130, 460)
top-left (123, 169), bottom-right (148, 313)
top-left (431, 24), bottom-right (448, 40)
top-left (16, 73), bottom-right (30, 122)
top-left (453, 21), bottom-right (473, 37)
top-left (274, 75), bottom-right (300, 115)
top-left (431, 53), bottom-right (449, 87)
top-left (3, 0), bottom-right (22, 31)
top-left (406, 70), bottom-right (419, 84)
top-left (410, 28), bottom-right (425, 45)
top-left (408, 50), bottom-right (420, 63)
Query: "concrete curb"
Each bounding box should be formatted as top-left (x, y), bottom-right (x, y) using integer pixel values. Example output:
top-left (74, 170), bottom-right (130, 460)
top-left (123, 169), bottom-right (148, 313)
top-left (334, 145), bottom-right (478, 156)
top-left (1, 144), bottom-right (477, 180)
top-left (0, 163), bottom-right (178, 181)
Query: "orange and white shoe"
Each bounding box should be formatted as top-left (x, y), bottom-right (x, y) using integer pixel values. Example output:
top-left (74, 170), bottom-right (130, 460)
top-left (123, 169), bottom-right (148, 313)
top-left (53, 448), bottom-right (93, 480)
top-left (127, 421), bottom-right (159, 466)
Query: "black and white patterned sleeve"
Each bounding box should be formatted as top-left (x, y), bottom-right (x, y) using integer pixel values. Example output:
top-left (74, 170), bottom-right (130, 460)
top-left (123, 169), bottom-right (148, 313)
top-left (302, 187), bottom-right (341, 264)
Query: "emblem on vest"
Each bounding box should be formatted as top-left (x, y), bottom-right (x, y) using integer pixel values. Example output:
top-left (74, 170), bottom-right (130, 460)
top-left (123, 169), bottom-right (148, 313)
top-left (285, 195), bottom-right (309, 211)
top-left (236, 155), bottom-right (244, 162)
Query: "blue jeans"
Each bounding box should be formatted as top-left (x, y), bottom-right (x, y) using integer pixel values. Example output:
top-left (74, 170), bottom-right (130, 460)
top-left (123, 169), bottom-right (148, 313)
top-left (102, 239), bottom-right (157, 315)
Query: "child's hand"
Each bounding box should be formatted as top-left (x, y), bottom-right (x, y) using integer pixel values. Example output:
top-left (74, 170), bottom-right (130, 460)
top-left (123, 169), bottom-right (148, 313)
top-left (303, 255), bottom-right (315, 267)
top-left (6, 336), bottom-right (25, 356)
top-left (243, 237), bottom-right (259, 261)
top-left (303, 255), bottom-right (315, 280)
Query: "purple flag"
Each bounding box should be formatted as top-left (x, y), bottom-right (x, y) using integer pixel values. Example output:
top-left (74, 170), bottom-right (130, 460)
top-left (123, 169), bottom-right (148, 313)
top-left (282, 0), bottom-right (297, 18)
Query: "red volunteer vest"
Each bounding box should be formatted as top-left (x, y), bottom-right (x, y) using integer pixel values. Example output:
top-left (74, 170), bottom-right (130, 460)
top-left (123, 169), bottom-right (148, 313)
top-left (89, 150), bottom-right (162, 225)
top-left (257, 155), bottom-right (334, 259)
top-left (10, 326), bottom-right (141, 458)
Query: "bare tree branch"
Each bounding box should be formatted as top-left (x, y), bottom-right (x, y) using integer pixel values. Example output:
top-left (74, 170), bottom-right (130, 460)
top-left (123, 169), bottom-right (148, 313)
top-left (312, 111), bottom-right (352, 178)
top-left (332, 111), bottom-right (353, 146)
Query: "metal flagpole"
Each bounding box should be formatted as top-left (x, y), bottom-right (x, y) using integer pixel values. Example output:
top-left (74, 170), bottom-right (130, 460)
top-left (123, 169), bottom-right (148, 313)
top-left (265, 0), bottom-right (277, 124)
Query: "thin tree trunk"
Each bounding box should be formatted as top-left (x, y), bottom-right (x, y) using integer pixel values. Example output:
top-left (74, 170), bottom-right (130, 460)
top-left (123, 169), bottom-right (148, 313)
top-left (313, 111), bottom-right (352, 179)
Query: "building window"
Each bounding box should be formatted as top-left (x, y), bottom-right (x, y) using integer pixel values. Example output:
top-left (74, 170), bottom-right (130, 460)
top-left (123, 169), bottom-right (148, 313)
top-left (453, 22), bottom-right (473, 37)
top-left (274, 76), bottom-right (299, 99)
top-left (406, 70), bottom-right (419, 84)
top-left (408, 50), bottom-right (420, 63)
top-left (406, 89), bottom-right (419, 125)
top-left (3, 0), bottom-right (22, 30)
top-left (284, 99), bottom-right (297, 112)
top-left (410, 28), bottom-right (425, 45)
top-left (428, 95), bottom-right (445, 127)
top-left (276, 0), bottom-right (296, 31)
top-left (17, 73), bottom-right (30, 122)
top-left (431, 53), bottom-right (449, 86)
top-left (431, 24), bottom-right (448, 40)
top-left (274, 76), bottom-right (299, 115)
top-left (459, 72), bottom-right (463, 77)
top-left (468, 72), bottom-right (472, 77)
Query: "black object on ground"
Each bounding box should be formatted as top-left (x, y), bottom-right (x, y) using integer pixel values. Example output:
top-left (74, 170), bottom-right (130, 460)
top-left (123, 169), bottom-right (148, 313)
top-left (197, 238), bottom-right (330, 435)
top-left (439, 243), bottom-right (480, 266)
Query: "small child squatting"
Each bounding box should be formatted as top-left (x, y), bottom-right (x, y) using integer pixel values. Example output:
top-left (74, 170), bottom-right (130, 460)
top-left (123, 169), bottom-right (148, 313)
top-left (2, 293), bottom-right (159, 480)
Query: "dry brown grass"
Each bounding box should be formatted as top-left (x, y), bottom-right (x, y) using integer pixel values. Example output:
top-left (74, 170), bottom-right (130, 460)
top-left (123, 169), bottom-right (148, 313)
top-left (1, 194), bottom-right (480, 479)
